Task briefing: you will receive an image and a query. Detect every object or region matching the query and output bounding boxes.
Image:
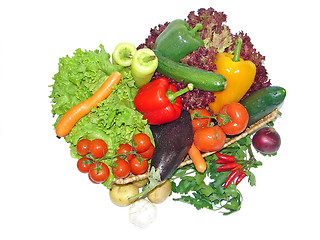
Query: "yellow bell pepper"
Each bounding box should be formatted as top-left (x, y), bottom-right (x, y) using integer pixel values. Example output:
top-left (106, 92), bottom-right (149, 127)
top-left (209, 38), bottom-right (256, 114)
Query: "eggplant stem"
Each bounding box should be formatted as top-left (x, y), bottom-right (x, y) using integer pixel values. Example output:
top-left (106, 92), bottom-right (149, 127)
top-left (128, 167), bottom-right (162, 201)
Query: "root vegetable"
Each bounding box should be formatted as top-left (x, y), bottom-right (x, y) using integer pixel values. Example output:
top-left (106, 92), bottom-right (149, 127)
top-left (109, 183), bottom-right (139, 207)
top-left (56, 72), bottom-right (121, 138)
top-left (133, 178), bottom-right (149, 188)
top-left (147, 180), bottom-right (172, 204)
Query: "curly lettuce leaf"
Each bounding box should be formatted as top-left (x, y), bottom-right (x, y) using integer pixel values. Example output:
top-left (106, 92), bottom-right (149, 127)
top-left (49, 44), bottom-right (123, 124)
top-left (50, 45), bottom-right (152, 161)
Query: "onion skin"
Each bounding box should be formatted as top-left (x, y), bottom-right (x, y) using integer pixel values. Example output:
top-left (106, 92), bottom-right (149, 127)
top-left (252, 127), bottom-right (281, 155)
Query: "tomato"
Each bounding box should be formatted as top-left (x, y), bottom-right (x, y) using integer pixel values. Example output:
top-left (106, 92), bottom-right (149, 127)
top-left (133, 133), bottom-right (152, 153)
top-left (88, 139), bottom-right (108, 159)
top-left (139, 144), bottom-right (154, 160)
top-left (217, 102), bottom-right (249, 135)
top-left (112, 159), bottom-right (131, 179)
top-left (76, 139), bottom-right (91, 156)
top-left (130, 157), bottom-right (149, 175)
top-left (194, 126), bottom-right (226, 152)
top-left (88, 162), bottom-right (110, 184)
top-left (116, 143), bottom-right (134, 162)
top-left (189, 108), bottom-right (211, 132)
top-left (77, 157), bottom-right (93, 173)
top-left (88, 173), bottom-right (99, 184)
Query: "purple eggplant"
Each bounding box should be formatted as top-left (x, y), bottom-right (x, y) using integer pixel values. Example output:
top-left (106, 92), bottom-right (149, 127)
top-left (129, 110), bottom-right (194, 200)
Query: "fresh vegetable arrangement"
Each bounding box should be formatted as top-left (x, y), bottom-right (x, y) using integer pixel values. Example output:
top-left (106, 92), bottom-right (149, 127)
top-left (50, 7), bottom-right (286, 225)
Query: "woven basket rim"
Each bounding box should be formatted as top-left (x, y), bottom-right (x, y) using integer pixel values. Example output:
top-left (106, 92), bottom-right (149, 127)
top-left (114, 109), bottom-right (279, 185)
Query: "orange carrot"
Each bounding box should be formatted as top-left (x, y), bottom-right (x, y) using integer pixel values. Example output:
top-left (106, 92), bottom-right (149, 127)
top-left (188, 143), bottom-right (206, 173)
top-left (56, 71), bottom-right (121, 138)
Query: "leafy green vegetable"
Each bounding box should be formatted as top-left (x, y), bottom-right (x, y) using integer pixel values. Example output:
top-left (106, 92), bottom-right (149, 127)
top-left (171, 135), bottom-right (262, 215)
top-left (49, 44), bottom-right (152, 161)
top-left (50, 45), bottom-right (122, 123)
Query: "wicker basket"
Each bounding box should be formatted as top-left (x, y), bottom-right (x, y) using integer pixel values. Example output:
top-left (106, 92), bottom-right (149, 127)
top-left (114, 109), bottom-right (279, 185)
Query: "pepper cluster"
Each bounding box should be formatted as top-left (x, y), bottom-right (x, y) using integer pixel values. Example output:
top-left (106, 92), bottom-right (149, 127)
top-left (215, 152), bottom-right (247, 188)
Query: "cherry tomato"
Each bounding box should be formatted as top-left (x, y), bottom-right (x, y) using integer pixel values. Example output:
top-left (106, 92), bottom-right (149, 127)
top-left (88, 139), bottom-right (108, 159)
top-left (217, 102), bottom-right (249, 135)
top-left (138, 144), bottom-right (154, 160)
top-left (116, 143), bottom-right (134, 162)
top-left (112, 159), bottom-right (131, 179)
top-left (76, 139), bottom-right (91, 156)
top-left (88, 173), bottom-right (99, 184)
top-left (189, 108), bottom-right (211, 132)
top-left (130, 157), bottom-right (149, 175)
top-left (77, 157), bottom-right (93, 173)
top-left (88, 162), bottom-right (110, 184)
top-left (133, 133), bottom-right (152, 153)
top-left (194, 126), bottom-right (226, 152)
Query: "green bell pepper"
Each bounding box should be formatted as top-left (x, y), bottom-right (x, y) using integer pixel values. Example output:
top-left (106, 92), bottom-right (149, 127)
top-left (154, 19), bottom-right (204, 62)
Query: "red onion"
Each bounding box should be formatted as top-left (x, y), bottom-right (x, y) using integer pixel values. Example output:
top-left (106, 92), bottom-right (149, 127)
top-left (252, 127), bottom-right (281, 155)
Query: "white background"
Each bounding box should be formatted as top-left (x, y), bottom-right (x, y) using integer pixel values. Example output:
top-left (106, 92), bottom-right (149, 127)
top-left (1, 0), bottom-right (319, 239)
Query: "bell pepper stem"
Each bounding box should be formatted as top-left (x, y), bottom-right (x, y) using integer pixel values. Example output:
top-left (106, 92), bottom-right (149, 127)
top-left (190, 23), bottom-right (203, 35)
top-left (142, 55), bottom-right (157, 63)
top-left (167, 83), bottom-right (194, 103)
top-left (232, 38), bottom-right (243, 62)
top-left (120, 50), bottom-right (133, 59)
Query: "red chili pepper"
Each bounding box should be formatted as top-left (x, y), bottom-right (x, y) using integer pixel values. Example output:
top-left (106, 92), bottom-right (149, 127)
top-left (231, 164), bottom-right (242, 171)
top-left (133, 77), bottom-right (193, 125)
top-left (215, 152), bottom-right (235, 162)
top-left (216, 162), bottom-right (238, 172)
top-left (224, 170), bottom-right (240, 188)
top-left (236, 171), bottom-right (247, 185)
top-left (216, 159), bottom-right (233, 164)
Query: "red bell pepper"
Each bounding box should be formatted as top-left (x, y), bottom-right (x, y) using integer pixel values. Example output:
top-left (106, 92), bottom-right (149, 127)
top-left (134, 77), bottom-right (193, 125)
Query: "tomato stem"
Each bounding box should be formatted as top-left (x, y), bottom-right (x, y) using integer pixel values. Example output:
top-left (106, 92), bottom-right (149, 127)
top-left (190, 109), bottom-right (217, 120)
top-left (217, 107), bottom-right (232, 126)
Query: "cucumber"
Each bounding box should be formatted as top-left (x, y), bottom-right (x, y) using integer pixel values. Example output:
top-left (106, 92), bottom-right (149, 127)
top-left (153, 49), bottom-right (227, 92)
top-left (240, 86), bottom-right (286, 126)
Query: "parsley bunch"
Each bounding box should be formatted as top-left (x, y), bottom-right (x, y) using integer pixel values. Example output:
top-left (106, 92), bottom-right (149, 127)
top-left (171, 135), bottom-right (262, 215)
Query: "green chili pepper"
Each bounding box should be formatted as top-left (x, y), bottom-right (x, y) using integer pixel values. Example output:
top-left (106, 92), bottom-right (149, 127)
top-left (131, 48), bottom-right (158, 88)
top-left (112, 42), bottom-right (137, 67)
top-left (154, 19), bottom-right (204, 62)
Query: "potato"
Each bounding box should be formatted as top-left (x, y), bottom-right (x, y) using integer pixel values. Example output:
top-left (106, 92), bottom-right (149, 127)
top-left (133, 178), bottom-right (149, 188)
top-left (147, 180), bottom-right (172, 204)
top-left (109, 183), bottom-right (139, 206)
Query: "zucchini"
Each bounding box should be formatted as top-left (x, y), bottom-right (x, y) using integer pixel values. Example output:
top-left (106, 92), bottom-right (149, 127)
top-left (153, 49), bottom-right (227, 92)
top-left (240, 86), bottom-right (286, 126)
